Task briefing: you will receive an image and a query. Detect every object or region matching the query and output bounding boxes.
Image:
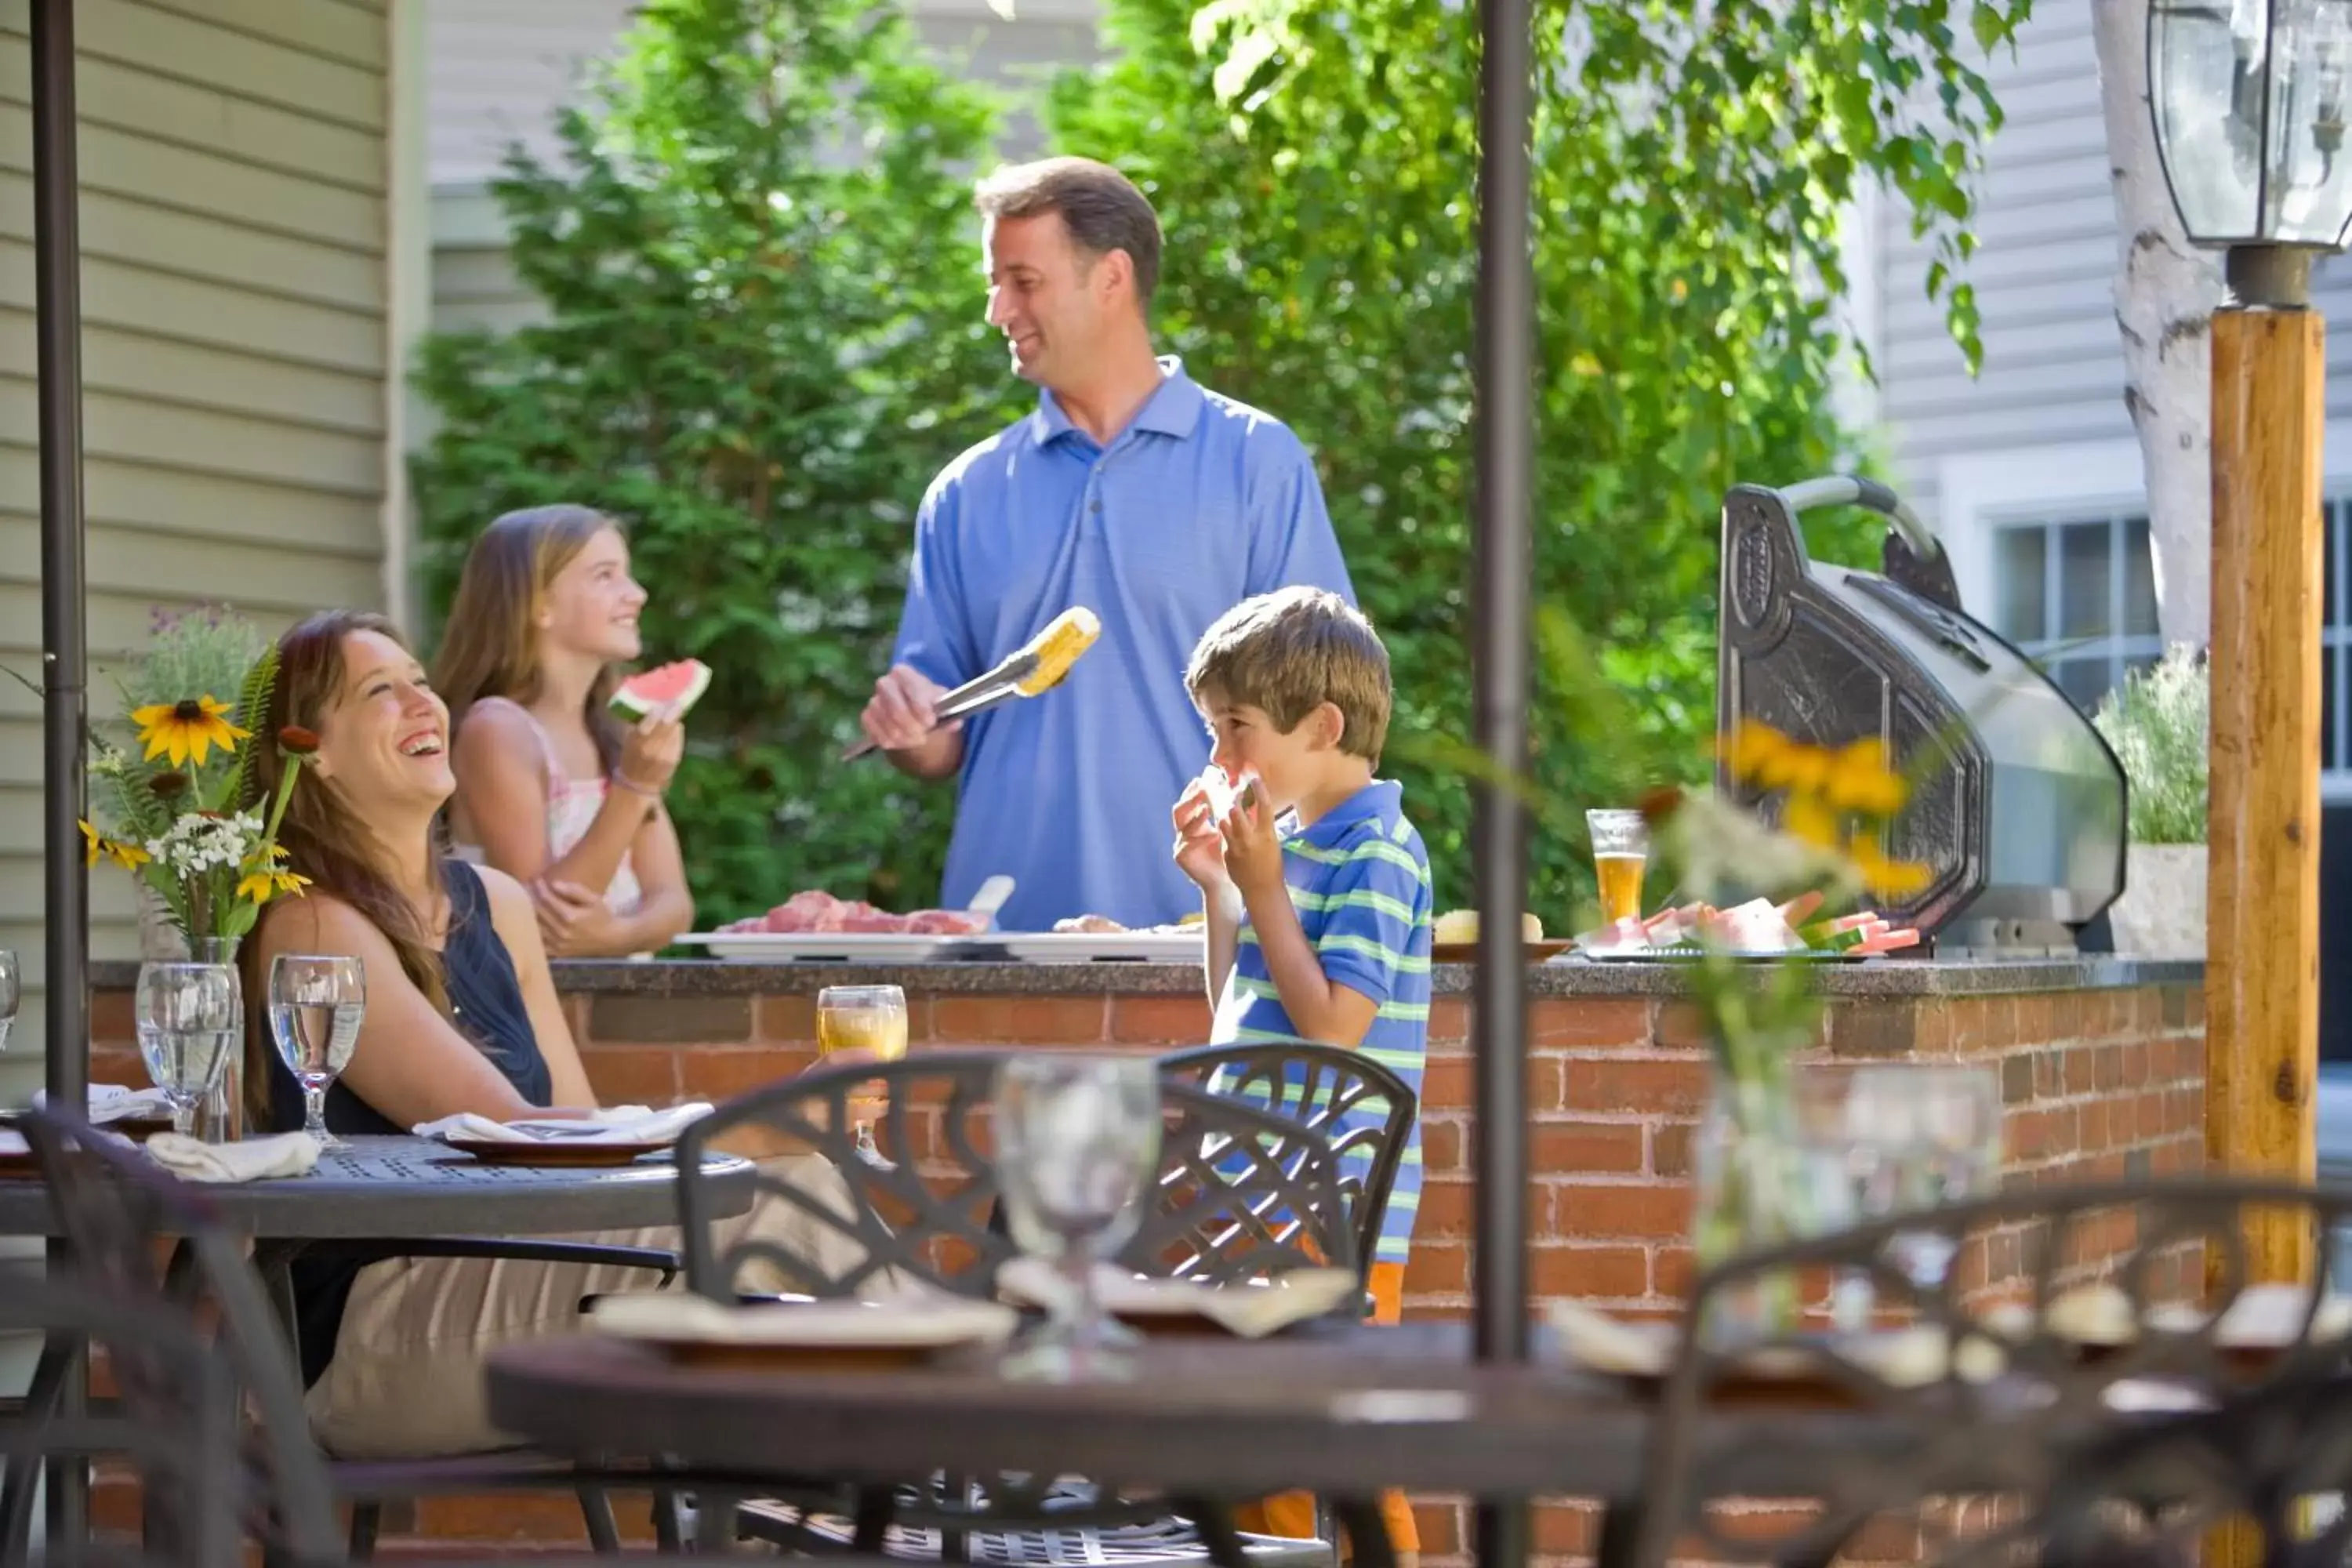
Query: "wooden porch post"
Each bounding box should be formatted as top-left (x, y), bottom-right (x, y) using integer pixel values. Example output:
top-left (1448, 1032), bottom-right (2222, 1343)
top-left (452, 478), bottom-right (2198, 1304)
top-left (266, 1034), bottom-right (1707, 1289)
top-left (2205, 248), bottom-right (2325, 1287)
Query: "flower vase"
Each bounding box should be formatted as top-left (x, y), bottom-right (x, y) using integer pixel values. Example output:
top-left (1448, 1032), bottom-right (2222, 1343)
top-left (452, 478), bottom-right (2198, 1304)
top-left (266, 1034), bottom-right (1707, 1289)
top-left (191, 936), bottom-right (244, 1144)
top-left (1689, 1062), bottom-right (1844, 1346)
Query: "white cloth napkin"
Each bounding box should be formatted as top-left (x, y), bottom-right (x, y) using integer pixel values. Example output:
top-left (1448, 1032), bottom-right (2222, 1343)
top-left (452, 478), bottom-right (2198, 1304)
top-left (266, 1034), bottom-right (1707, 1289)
top-left (411, 1102), bottom-right (714, 1146)
top-left (0, 1131), bottom-right (26, 1158)
top-left (145, 1131), bottom-right (320, 1183)
top-left (31, 1083), bottom-right (176, 1124)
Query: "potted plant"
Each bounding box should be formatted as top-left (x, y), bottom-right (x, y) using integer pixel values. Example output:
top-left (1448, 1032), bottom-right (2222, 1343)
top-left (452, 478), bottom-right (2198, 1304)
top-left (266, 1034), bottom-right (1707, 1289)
top-left (2092, 648), bottom-right (2207, 958)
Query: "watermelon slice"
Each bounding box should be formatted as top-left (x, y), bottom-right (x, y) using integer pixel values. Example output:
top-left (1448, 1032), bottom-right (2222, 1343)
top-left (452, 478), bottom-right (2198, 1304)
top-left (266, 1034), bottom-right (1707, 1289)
top-left (610, 659), bottom-right (711, 721)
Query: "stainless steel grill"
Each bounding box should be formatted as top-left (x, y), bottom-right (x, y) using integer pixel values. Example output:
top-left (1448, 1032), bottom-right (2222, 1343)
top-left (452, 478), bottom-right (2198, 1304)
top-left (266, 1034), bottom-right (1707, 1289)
top-left (1715, 476), bottom-right (2128, 953)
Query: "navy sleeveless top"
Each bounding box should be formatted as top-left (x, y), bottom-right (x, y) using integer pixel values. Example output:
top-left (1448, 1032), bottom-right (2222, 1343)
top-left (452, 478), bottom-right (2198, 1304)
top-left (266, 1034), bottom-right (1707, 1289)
top-left (273, 860), bottom-right (555, 1385)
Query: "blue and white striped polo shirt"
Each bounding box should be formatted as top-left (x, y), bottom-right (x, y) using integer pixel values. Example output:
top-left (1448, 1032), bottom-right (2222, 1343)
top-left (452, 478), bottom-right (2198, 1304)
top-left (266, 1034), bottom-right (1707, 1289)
top-left (1209, 779), bottom-right (1434, 1266)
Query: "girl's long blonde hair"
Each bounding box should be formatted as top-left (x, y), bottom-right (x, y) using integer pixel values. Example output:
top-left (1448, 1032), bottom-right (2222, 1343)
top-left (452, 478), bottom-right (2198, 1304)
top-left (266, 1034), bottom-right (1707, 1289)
top-left (432, 504), bottom-right (627, 773)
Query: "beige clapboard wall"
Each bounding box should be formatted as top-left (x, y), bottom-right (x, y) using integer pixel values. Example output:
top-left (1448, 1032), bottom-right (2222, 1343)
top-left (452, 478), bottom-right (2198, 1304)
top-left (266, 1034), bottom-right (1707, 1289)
top-left (424, 0), bottom-right (1102, 342)
top-left (0, 0), bottom-right (394, 1091)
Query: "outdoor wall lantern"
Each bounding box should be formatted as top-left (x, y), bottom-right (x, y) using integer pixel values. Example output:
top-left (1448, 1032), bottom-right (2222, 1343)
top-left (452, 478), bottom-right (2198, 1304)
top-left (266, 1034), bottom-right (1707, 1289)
top-left (2151, 0), bottom-right (2352, 271)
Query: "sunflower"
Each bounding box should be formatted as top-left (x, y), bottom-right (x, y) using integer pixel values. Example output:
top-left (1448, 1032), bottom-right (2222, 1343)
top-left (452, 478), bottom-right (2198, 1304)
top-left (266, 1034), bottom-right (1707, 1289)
top-left (130, 695), bottom-right (250, 768)
top-left (78, 819), bottom-right (150, 872)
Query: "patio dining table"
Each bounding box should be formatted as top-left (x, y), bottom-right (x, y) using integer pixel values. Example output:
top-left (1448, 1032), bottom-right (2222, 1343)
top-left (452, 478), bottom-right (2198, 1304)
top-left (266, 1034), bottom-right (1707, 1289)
top-left (0, 1133), bottom-right (757, 1241)
top-left (5, 1131), bottom-right (760, 1546)
top-left (484, 1319), bottom-right (1959, 1566)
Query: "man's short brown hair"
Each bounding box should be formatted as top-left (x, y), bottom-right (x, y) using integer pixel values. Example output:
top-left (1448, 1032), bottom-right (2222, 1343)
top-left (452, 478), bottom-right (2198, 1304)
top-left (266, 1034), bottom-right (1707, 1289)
top-left (1185, 588), bottom-right (1392, 764)
top-left (974, 156), bottom-right (1163, 306)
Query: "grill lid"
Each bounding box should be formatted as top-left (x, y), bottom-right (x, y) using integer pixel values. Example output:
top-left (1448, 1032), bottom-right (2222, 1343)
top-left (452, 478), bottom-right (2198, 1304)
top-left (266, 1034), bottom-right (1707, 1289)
top-left (1715, 476), bottom-right (2127, 949)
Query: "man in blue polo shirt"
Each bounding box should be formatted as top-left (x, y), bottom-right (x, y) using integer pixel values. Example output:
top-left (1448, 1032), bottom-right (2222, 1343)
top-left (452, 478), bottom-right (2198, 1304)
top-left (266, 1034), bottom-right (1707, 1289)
top-left (857, 156), bottom-right (1354, 934)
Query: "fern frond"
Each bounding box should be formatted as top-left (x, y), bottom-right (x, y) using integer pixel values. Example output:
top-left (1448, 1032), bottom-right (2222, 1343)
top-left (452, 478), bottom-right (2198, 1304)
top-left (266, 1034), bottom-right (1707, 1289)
top-left (227, 648), bottom-right (280, 814)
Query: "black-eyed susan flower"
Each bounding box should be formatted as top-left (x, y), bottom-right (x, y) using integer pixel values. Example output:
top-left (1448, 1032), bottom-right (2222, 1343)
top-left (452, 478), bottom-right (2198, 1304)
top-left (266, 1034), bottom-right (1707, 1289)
top-left (78, 820), bottom-right (149, 872)
top-left (1780, 791), bottom-right (1842, 851)
top-left (130, 695), bottom-right (249, 768)
top-left (236, 854), bottom-right (310, 906)
top-left (278, 725), bottom-right (320, 756)
top-left (1846, 837), bottom-right (1934, 898)
top-left (1822, 737), bottom-right (1910, 818)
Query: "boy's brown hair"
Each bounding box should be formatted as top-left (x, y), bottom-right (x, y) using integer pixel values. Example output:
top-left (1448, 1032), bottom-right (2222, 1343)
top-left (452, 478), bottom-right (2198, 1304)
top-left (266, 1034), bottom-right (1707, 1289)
top-left (1185, 587), bottom-right (1392, 764)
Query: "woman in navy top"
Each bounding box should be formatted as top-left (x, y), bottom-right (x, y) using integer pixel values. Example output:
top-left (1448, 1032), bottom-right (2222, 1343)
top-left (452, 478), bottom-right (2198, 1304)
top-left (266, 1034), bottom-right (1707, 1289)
top-left (239, 610), bottom-right (862, 1461)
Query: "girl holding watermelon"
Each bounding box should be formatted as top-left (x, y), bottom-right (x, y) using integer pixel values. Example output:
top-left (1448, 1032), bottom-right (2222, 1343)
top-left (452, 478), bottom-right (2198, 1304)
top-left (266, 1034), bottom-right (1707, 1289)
top-left (434, 505), bottom-right (698, 958)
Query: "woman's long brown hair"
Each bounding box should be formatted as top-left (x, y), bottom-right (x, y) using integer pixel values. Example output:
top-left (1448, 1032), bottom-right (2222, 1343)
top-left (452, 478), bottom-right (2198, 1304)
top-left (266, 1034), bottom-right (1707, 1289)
top-left (431, 504), bottom-right (627, 775)
top-left (239, 610), bottom-right (453, 1129)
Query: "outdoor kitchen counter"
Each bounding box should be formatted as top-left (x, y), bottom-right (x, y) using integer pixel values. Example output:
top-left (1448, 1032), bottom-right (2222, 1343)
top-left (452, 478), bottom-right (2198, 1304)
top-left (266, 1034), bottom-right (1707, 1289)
top-left (91, 951), bottom-right (2205, 1323)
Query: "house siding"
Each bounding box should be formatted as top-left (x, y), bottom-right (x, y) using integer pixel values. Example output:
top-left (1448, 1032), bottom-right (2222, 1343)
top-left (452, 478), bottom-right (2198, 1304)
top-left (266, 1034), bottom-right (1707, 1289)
top-left (423, 0), bottom-right (1101, 340)
top-left (0, 0), bottom-right (390, 1083)
top-left (1875, 0), bottom-right (2352, 532)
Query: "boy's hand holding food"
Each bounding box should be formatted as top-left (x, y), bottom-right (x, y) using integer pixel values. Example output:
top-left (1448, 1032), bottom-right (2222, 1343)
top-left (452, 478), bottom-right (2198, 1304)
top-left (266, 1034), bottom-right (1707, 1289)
top-left (1171, 773), bottom-right (1233, 893)
top-left (1218, 778), bottom-right (1285, 902)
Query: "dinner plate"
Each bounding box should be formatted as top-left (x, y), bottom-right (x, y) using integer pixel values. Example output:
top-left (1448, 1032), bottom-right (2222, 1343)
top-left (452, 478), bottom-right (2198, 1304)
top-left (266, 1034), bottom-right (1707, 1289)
top-left (1575, 946), bottom-right (1860, 963)
top-left (677, 931), bottom-right (965, 964)
top-left (591, 1294), bottom-right (1018, 1370)
top-left (1431, 940), bottom-right (1573, 965)
top-left (440, 1138), bottom-right (671, 1167)
top-left (1546, 1300), bottom-right (2006, 1396)
top-left (997, 1261), bottom-right (1359, 1338)
top-left (992, 931), bottom-right (1207, 964)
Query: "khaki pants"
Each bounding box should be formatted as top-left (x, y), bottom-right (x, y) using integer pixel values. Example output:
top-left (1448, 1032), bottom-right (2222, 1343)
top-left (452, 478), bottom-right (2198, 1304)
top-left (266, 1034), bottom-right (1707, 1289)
top-left (307, 1152), bottom-right (873, 1461)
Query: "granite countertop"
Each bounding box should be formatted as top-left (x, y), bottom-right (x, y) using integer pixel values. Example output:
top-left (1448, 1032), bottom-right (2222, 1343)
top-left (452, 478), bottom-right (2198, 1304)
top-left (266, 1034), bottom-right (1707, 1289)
top-left (89, 953), bottom-right (2197, 997)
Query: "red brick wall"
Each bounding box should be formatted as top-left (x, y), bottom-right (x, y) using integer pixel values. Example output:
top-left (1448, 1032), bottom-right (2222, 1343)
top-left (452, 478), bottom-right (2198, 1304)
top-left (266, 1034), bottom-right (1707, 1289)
top-left (85, 972), bottom-right (2205, 1564)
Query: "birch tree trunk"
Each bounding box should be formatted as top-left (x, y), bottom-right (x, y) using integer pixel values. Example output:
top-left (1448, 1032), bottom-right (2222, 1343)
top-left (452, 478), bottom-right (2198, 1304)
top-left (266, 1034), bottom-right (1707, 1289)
top-left (2092, 0), bottom-right (2223, 648)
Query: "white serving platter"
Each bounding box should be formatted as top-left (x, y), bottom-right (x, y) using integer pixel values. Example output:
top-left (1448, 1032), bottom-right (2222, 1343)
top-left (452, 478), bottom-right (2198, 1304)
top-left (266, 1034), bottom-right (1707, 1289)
top-left (673, 931), bottom-right (965, 964)
top-left (990, 930), bottom-right (1207, 964)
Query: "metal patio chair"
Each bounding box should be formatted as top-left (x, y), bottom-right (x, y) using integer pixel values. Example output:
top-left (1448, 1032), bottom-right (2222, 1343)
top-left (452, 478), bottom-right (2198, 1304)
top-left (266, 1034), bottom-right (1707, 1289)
top-left (667, 1051), bottom-right (1356, 1568)
top-left (1602, 1175), bottom-right (2352, 1568)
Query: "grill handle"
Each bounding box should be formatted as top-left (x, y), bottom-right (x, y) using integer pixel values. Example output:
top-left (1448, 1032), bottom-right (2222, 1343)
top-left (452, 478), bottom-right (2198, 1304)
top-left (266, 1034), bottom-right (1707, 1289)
top-left (1776, 474), bottom-right (1939, 561)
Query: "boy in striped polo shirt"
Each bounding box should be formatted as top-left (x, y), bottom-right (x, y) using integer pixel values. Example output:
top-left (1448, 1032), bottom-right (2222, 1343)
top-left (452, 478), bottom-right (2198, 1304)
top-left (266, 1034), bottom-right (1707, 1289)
top-left (1171, 586), bottom-right (1432, 1565)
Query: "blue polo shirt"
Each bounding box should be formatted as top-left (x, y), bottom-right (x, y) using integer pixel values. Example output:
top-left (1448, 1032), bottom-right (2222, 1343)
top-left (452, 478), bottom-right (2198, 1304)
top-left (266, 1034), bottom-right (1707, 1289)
top-left (890, 358), bottom-right (1354, 932)
top-left (1208, 781), bottom-right (1434, 1267)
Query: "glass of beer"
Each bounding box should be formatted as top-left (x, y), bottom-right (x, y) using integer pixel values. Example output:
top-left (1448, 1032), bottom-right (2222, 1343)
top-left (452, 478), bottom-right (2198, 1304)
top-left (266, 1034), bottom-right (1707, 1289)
top-left (1586, 808), bottom-right (1650, 925)
top-left (816, 984), bottom-right (909, 1165)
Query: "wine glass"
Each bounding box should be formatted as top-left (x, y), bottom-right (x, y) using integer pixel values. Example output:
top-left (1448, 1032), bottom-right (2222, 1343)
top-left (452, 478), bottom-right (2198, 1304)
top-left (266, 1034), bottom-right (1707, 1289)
top-left (993, 1054), bottom-right (1164, 1380)
top-left (1837, 1063), bottom-right (2002, 1319)
top-left (815, 985), bottom-right (909, 1165)
top-left (0, 949), bottom-right (17, 1053)
top-left (269, 955), bottom-right (365, 1148)
top-left (134, 963), bottom-right (238, 1138)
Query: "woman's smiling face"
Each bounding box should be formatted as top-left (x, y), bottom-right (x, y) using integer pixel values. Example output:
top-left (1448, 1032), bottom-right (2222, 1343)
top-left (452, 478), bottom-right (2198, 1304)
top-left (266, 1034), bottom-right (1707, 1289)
top-left (307, 629), bottom-right (456, 813)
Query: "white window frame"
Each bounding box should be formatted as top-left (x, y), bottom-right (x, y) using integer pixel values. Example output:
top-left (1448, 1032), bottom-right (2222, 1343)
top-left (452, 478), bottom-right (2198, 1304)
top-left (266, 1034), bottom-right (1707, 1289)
top-left (1937, 430), bottom-right (2352, 803)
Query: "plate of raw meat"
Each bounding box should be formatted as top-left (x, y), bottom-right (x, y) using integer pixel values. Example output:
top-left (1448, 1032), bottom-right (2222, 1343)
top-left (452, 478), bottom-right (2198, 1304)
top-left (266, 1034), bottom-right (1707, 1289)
top-left (677, 890), bottom-right (993, 963)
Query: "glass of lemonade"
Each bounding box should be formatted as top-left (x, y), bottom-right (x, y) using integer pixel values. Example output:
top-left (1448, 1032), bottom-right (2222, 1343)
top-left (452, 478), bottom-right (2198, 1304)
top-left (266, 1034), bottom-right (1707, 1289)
top-left (816, 984), bottom-right (909, 1165)
top-left (1586, 808), bottom-right (1651, 924)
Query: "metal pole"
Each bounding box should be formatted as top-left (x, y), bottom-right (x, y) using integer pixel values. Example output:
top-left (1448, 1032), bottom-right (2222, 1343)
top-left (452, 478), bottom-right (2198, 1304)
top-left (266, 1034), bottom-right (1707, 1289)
top-left (1471, 0), bottom-right (1534, 1554)
top-left (31, 0), bottom-right (90, 1544)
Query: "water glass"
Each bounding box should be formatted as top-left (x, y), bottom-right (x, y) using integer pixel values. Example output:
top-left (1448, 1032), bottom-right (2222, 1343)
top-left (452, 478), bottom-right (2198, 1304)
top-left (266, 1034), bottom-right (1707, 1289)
top-left (0, 949), bottom-right (16, 1053)
top-left (815, 985), bottom-right (909, 1165)
top-left (993, 1054), bottom-right (1164, 1380)
top-left (269, 955), bottom-right (365, 1148)
top-left (134, 963), bottom-right (238, 1137)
